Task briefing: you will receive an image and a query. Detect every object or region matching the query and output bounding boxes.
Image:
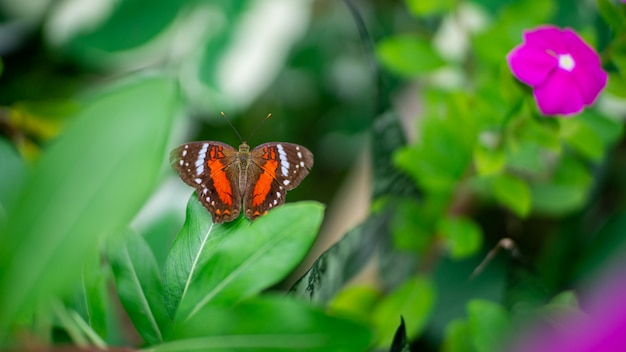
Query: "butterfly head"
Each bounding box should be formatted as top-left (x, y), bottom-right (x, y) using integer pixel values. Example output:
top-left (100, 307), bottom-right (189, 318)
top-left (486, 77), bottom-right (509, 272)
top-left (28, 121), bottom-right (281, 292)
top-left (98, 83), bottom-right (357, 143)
top-left (238, 142), bottom-right (250, 153)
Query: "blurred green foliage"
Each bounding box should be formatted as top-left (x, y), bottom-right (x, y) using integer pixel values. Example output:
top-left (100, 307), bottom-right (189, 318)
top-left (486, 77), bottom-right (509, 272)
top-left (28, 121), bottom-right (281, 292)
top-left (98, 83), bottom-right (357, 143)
top-left (1, 0), bottom-right (626, 351)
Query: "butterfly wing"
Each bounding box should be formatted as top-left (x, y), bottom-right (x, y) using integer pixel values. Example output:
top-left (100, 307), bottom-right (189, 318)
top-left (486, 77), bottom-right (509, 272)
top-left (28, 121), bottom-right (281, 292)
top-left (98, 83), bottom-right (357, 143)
top-left (170, 141), bottom-right (241, 223)
top-left (243, 142), bottom-right (314, 220)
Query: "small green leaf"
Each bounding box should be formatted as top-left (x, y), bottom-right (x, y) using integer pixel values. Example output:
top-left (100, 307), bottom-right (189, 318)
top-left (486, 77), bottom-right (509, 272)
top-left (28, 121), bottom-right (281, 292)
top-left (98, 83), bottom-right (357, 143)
top-left (389, 316), bottom-right (410, 352)
top-left (531, 157), bottom-right (591, 215)
top-left (328, 285), bottom-right (380, 322)
top-left (559, 117), bottom-right (605, 161)
top-left (165, 296), bottom-right (374, 351)
top-left (0, 76), bottom-right (178, 328)
top-left (442, 319), bottom-right (474, 352)
top-left (491, 174), bottom-right (531, 217)
top-left (372, 276), bottom-right (435, 347)
top-left (606, 73), bottom-right (626, 97)
top-left (108, 229), bottom-right (171, 345)
top-left (176, 202), bottom-right (324, 323)
top-left (377, 35), bottom-right (446, 77)
top-left (474, 143), bottom-right (505, 176)
top-left (467, 300), bottom-right (510, 352)
top-left (437, 217), bottom-right (483, 260)
top-left (405, 0), bottom-right (454, 16)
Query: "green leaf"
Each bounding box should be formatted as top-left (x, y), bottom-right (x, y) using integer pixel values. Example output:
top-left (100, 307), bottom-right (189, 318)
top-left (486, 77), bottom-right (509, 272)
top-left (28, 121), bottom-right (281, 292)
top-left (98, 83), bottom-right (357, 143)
top-left (69, 250), bottom-right (108, 339)
top-left (0, 138), bottom-right (24, 219)
top-left (598, 0), bottom-right (624, 30)
top-left (163, 296), bottom-right (374, 351)
top-left (491, 174), bottom-right (531, 217)
top-left (559, 117), bottom-right (605, 161)
top-left (376, 35), bottom-right (446, 77)
top-left (66, 0), bottom-right (183, 54)
top-left (175, 202), bottom-right (324, 323)
top-left (108, 229), bottom-right (171, 345)
top-left (390, 198), bottom-right (434, 252)
top-left (162, 194), bottom-right (243, 319)
top-left (530, 157), bottom-right (591, 215)
top-left (372, 276), bottom-right (435, 347)
top-left (371, 111), bottom-right (419, 198)
top-left (437, 217), bottom-right (483, 260)
top-left (328, 285), bottom-right (380, 322)
top-left (474, 143), bottom-right (505, 176)
top-left (0, 76), bottom-right (178, 329)
top-left (405, 0), bottom-right (454, 16)
top-left (467, 300), bottom-right (510, 352)
top-left (442, 319), bottom-right (474, 352)
top-left (389, 316), bottom-right (410, 352)
top-left (290, 212), bottom-right (390, 305)
top-left (606, 73), bottom-right (626, 97)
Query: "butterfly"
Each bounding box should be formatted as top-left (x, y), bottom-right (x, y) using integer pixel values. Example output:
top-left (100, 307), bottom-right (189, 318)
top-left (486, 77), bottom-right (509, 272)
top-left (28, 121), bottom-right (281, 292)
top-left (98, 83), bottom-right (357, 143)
top-left (170, 140), bottom-right (314, 223)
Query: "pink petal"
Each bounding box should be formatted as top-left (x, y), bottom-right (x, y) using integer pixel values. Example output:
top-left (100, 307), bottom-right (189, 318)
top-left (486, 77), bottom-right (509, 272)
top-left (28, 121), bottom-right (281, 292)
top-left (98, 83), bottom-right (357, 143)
top-left (569, 63), bottom-right (608, 105)
top-left (562, 28), bottom-right (602, 66)
top-left (534, 69), bottom-right (584, 116)
top-left (507, 44), bottom-right (557, 86)
top-left (523, 25), bottom-right (568, 54)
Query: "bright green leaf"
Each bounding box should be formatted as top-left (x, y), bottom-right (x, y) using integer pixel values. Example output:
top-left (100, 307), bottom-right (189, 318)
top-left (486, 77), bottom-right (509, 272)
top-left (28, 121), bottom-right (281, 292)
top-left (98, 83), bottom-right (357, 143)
top-left (164, 296), bottom-right (374, 351)
top-left (162, 194), bottom-right (243, 319)
top-left (437, 217), bottom-right (483, 260)
top-left (372, 276), bottom-right (435, 347)
top-left (491, 174), bottom-right (531, 217)
top-left (328, 285), bottom-right (380, 322)
top-left (377, 35), bottom-right (446, 77)
top-left (467, 300), bottom-right (510, 352)
top-left (0, 76), bottom-right (178, 329)
top-left (405, 0), bottom-right (454, 16)
top-left (176, 202), bottom-right (324, 323)
top-left (606, 73), bottom-right (626, 97)
top-left (108, 229), bottom-right (171, 345)
top-left (474, 143), bottom-right (505, 176)
top-left (442, 319), bottom-right (474, 352)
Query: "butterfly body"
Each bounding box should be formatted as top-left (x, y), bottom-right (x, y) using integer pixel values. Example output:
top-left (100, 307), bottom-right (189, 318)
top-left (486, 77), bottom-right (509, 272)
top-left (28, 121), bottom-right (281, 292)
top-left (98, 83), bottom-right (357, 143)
top-left (171, 141), bottom-right (313, 223)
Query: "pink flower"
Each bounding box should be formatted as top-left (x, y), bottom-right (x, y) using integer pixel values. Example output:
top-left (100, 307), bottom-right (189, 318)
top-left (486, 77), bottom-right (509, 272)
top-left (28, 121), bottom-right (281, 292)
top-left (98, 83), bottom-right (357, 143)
top-left (509, 261), bottom-right (626, 352)
top-left (506, 25), bottom-right (607, 116)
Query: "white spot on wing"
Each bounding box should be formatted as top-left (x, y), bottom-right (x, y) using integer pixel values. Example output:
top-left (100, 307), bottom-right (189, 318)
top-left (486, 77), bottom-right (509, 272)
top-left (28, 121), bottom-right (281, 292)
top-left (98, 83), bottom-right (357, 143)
top-left (182, 150), bottom-right (187, 157)
top-left (276, 144), bottom-right (290, 176)
top-left (283, 180), bottom-right (290, 186)
top-left (276, 191), bottom-right (281, 198)
top-left (196, 143), bottom-right (209, 175)
top-left (195, 178), bottom-right (202, 184)
top-left (300, 161), bottom-right (305, 167)
top-left (179, 160), bottom-right (183, 166)
top-left (297, 151), bottom-right (302, 158)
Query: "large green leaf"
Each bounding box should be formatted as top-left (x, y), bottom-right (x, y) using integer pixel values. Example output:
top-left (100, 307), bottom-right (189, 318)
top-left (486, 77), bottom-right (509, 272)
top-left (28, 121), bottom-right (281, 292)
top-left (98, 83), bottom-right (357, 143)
top-left (160, 296), bottom-right (373, 351)
top-left (162, 194), bottom-right (247, 318)
top-left (0, 76), bottom-right (179, 330)
top-left (108, 229), bottom-right (171, 345)
top-left (175, 201), bottom-right (324, 323)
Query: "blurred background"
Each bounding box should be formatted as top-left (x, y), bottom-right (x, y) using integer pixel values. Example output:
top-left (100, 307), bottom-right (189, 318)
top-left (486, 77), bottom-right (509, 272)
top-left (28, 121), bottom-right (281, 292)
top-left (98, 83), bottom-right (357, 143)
top-left (2, 0), bottom-right (626, 350)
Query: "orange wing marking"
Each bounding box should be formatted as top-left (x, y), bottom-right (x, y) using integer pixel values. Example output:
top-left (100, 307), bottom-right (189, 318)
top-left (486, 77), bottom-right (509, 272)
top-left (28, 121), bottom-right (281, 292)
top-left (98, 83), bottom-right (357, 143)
top-left (207, 159), bottom-right (233, 206)
top-left (251, 160), bottom-right (278, 207)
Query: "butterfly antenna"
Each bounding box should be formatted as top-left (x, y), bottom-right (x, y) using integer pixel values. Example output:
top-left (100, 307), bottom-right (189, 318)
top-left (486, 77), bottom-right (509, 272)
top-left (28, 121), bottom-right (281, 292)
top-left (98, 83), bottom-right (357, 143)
top-left (246, 113), bottom-right (272, 142)
top-left (220, 112), bottom-right (244, 143)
